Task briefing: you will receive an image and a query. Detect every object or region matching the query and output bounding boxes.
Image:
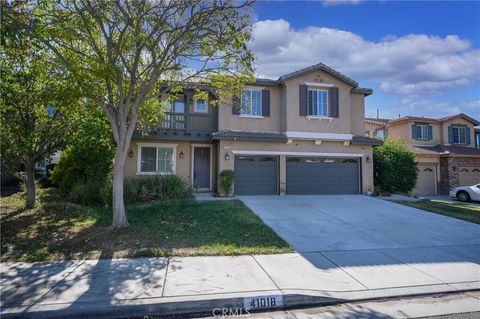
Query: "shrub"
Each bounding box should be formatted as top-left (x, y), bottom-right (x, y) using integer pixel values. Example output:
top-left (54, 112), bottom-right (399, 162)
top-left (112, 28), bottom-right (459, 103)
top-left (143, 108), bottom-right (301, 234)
top-left (69, 180), bottom-right (104, 205)
top-left (219, 170), bottom-right (234, 196)
top-left (373, 139), bottom-right (418, 194)
top-left (101, 175), bottom-right (193, 206)
top-left (51, 107), bottom-right (114, 195)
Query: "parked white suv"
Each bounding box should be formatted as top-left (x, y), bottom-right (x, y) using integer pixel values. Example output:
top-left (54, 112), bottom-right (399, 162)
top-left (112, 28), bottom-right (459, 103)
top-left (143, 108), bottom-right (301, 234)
top-left (449, 184), bottom-right (480, 202)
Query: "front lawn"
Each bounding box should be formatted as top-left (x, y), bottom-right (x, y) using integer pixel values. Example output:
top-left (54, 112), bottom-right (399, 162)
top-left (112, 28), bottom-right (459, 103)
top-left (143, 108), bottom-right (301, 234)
top-left (0, 189), bottom-right (292, 262)
top-left (395, 199), bottom-right (480, 224)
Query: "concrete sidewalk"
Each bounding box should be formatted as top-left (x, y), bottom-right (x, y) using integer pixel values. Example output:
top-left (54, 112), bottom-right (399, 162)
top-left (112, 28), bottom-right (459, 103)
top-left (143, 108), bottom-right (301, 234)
top-left (2, 247), bottom-right (479, 318)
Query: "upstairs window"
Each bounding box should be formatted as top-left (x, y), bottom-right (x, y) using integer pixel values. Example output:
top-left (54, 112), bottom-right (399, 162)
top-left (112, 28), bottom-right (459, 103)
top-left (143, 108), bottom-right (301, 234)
top-left (241, 89), bottom-right (262, 116)
top-left (164, 95), bottom-right (185, 113)
top-left (194, 100), bottom-right (207, 113)
top-left (308, 89), bottom-right (328, 116)
top-left (412, 124), bottom-right (432, 140)
top-left (451, 126), bottom-right (467, 144)
top-left (418, 124), bottom-right (429, 140)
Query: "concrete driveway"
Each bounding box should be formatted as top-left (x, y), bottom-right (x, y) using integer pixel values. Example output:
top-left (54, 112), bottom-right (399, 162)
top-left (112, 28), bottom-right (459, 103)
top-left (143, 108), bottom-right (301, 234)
top-left (239, 195), bottom-right (480, 252)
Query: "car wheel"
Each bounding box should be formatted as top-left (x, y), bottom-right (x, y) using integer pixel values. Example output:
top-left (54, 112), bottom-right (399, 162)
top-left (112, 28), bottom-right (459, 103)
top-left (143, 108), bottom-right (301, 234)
top-left (457, 191), bottom-right (471, 202)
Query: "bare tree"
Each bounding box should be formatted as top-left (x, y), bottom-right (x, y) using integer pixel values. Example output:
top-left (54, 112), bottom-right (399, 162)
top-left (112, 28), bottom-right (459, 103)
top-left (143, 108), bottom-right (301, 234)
top-left (9, 0), bottom-right (254, 228)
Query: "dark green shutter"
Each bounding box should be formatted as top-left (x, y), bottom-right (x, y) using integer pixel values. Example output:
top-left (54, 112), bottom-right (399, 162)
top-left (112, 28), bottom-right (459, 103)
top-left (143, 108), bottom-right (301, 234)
top-left (448, 126), bottom-right (453, 144)
top-left (427, 125), bottom-right (433, 140)
top-left (466, 127), bottom-right (471, 144)
top-left (299, 85), bottom-right (307, 116)
top-left (232, 95), bottom-right (240, 115)
top-left (262, 90), bottom-right (270, 117)
top-left (411, 125), bottom-right (417, 139)
top-left (329, 87), bottom-right (339, 118)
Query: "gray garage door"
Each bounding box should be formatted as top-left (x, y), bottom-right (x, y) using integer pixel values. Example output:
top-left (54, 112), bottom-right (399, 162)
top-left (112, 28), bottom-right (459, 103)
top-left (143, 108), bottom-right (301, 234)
top-left (234, 155), bottom-right (278, 195)
top-left (286, 157), bottom-right (361, 194)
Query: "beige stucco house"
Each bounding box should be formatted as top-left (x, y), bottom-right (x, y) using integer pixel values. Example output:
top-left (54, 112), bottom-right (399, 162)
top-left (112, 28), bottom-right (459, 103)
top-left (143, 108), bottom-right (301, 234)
top-left (124, 63), bottom-right (381, 195)
top-left (366, 114), bottom-right (480, 196)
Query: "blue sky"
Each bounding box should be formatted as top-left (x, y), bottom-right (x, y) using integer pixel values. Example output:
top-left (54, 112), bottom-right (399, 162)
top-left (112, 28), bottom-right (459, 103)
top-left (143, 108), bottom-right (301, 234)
top-left (249, 0), bottom-right (480, 120)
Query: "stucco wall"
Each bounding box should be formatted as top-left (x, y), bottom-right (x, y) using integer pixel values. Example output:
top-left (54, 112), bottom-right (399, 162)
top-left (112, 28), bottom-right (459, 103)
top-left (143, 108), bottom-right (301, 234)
top-left (283, 70), bottom-right (354, 133)
top-left (442, 117), bottom-right (476, 148)
top-left (125, 140), bottom-right (217, 189)
top-left (218, 140), bottom-right (374, 195)
top-left (365, 122), bottom-right (386, 138)
top-left (218, 86), bottom-right (282, 132)
top-left (350, 93), bottom-right (366, 136)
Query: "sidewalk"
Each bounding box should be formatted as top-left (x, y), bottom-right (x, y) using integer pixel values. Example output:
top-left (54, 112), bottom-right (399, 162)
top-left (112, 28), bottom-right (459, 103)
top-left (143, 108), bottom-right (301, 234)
top-left (2, 247), bottom-right (479, 318)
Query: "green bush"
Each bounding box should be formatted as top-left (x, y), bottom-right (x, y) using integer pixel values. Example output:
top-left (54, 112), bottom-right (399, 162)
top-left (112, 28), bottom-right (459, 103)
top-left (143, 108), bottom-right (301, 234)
top-left (219, 170), bottom-right (234, 196)
top-left (51, 107), bottom-right (114, 195)
top-left (101, 175), bottom-right (193, 206)
top-left (373, 139), bottom-right (418, 194)
top-left (69, 180), bottom-right (104, 205)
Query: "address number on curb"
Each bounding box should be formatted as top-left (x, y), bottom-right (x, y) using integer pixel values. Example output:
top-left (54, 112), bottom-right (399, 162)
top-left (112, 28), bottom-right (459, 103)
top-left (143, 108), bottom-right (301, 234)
top-left (244, 295), bottom-right (284, 310)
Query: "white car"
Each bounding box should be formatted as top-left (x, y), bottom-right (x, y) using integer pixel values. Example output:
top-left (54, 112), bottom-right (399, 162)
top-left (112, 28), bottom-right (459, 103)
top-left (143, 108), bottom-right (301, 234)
top-left (449, 184), bottom-right (480, 202)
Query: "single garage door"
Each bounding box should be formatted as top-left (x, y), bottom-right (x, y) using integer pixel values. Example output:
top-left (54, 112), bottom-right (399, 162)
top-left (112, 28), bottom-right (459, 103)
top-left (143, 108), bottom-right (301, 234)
top-left (234, 155), bottom-right (278, 195)
top-left (286, 157), bottom-right (360, 195)
top-left (412, 165), bottom-right (437, 196)
top-left (459, 167), bottom-right (480, 186)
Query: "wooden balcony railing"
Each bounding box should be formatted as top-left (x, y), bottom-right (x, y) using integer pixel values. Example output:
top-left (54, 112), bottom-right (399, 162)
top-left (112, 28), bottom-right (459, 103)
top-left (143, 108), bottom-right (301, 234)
top-left (158, 112), bottom-right (217, 132)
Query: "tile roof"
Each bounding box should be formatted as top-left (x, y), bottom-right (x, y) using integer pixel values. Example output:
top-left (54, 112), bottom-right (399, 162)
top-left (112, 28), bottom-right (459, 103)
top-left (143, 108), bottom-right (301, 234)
top-left (438, 113), bottom-right (480, 126)
top-left (277, 62), bottom-right (359, 87)
top-left (351, 135), bottom-right (384, 146)
top-left (351, 87), bottom-right (373, 96)
top-left (365, 117), bottom-right (391, 125)
top-left (416, 144), bottom-right (480, 156)
top-left (211, 130), bottom-right (288, 142)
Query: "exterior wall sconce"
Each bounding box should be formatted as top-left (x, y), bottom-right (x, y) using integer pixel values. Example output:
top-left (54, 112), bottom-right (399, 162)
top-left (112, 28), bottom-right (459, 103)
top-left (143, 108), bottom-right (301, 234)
top-left (179, 151), bottom-right (184, 159)
top-left (224, 152), bottom-right (230, 161)
top-left (365, 155), bottom-right (371, 163)
top-left (128, 150), bottom-right (133, 157)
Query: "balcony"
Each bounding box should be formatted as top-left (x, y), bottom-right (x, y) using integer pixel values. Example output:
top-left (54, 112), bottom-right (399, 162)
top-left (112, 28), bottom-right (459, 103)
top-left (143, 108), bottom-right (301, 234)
top-left (159, 112), bottom-right (217, 132)
top-left (134, 112), bottom-right (218, 142)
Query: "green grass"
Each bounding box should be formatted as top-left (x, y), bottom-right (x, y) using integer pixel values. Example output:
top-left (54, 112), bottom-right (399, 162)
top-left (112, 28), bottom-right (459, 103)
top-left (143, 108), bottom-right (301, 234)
top-left (395, 199), bottom-right (480, 224)
top-left (0, 189), bottom-right (292, 262)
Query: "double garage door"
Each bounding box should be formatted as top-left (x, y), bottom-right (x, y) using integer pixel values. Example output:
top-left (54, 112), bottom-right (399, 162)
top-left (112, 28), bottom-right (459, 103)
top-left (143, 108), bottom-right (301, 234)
top-left (459, 167), bottom-right (480, 186)
top-left (234, 155), bottom-right (361, 195)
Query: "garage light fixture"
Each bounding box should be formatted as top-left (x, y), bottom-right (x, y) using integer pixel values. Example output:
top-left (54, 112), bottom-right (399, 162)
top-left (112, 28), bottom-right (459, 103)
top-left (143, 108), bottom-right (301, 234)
top-left (224, 152), bottom-right (230, 161)
top-left (179, 151), bottom-right (184, 159)
top-left (365, 155), bottom-right (371, 163)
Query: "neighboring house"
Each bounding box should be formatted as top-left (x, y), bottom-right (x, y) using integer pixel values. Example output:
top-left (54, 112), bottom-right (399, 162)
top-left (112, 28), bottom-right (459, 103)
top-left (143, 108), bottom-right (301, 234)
top-left (124, 63), bottom-right (381, 195)
top-left (365, 114), bottom-right (480, 196)
top-left (475, 127), bottom-right (480, 149)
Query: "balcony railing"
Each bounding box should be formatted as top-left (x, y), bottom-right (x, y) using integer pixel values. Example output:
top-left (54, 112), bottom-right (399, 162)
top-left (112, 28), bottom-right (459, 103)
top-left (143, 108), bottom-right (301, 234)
top-left (159, 112), bottom-right (217, 132)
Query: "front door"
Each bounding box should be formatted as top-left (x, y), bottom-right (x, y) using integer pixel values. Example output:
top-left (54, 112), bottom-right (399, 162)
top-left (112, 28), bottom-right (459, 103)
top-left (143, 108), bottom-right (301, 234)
top-left (193, 147), bottom-right (210, 189)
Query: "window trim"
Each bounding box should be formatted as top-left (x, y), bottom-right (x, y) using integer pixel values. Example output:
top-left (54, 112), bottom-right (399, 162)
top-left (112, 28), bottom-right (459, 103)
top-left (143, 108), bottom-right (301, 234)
top-left (307, 89), bottom-right (329, 117)
top-left (136, 143), bottom-right (178, 175)
top-left (416, 124), bottom-right (429, 140)
top-left (240, 89), bottom-right (263, 116)
top-left (451, 126), bottom-right (467, 144)
top-left (194, 99), bottom-right (208, 113)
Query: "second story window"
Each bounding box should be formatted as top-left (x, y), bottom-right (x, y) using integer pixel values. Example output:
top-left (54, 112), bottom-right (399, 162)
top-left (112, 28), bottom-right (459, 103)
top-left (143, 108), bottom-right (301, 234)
top-left (194, 100), bottom-right (207, 113)
top-left (412, 123), bottom-right (432, 140)
top-left (308, 89), bottom-right (328, 116)
top-left (241, 89), bottom-right (262, 116)
top-left (451, 126), bottom-right (467, 144)
top-left (164, 95), bottom-right (185, 113)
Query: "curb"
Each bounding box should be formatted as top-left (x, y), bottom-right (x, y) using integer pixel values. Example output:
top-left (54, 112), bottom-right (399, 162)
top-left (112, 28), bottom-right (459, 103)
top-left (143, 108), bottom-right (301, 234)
top-left (3, 286), bottom-right (479, 319)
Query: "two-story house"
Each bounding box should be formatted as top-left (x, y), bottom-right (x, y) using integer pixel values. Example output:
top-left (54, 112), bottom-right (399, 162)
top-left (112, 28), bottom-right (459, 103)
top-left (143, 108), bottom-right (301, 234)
top-left (366, 114), bottom-right (480, 196)
top-left (124, 63), bottom-right (381, 195)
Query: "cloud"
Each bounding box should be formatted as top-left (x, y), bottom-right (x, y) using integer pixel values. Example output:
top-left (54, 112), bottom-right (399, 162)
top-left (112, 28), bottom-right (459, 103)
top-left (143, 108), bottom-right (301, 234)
top-left (249, 19), bottom-right (480, 95)
top-left (322, 0), bottom-right (363, 7)
top-left (369, 99), bottom-right (480, 119)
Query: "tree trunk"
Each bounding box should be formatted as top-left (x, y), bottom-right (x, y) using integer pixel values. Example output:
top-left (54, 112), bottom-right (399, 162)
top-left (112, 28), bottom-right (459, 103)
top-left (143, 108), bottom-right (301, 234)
top-left (25, 161), bottom-right (36, 209)
top-left (111, 147), bottom-right (130, 229)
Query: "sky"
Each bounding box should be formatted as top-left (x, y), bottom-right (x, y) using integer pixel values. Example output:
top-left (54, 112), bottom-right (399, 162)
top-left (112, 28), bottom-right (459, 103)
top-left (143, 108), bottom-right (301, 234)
top-left (249, 0), bottom-right (480, 120)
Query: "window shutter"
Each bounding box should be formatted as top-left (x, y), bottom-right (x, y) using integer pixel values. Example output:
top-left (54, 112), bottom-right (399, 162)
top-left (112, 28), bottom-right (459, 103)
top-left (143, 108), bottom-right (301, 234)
top-left (299, 85), bottom-right (307, 116)
top-left (329, 87), bottom-right (339, 118)
top-left (448, 126), bottom-right (453, 144)
top-left (262, 89), bottom-right (270, 117)
top-left (427, 125), bottom-right (433, 140)
top-left (466, 127), bottom-right (471, 144)
top-left (232, 95), bottom-right (240, 115)
top-left (411, 125), bottom-right (417, 139)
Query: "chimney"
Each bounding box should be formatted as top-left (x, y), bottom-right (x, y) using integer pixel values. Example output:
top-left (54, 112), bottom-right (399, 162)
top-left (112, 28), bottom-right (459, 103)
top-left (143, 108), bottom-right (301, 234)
top-left (376, 109), bottom-right (379, 119)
